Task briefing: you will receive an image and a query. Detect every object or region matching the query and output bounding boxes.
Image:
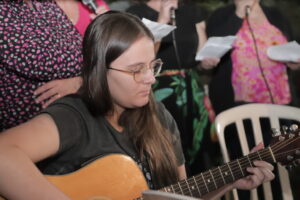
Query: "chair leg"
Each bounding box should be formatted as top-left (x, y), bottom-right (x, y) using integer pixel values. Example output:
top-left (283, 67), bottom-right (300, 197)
top-left (233, 189), bottom-right (239, 200)
top-left (278, 164), bottom-right (293, 200)
top-left (262, 182), bottom-right (273, 200)
top-left (250, 189), bottom-right (258, 200)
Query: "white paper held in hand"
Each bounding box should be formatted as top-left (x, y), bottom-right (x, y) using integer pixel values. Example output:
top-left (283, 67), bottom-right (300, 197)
top-left (142, 18), bottom-right (176, 42)
top-left (267, 41), bottom-right (300, 62)
top-left (195, 36), bottom-right (237, 61)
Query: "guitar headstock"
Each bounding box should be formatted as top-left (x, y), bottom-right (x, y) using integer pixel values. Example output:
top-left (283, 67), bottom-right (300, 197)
top-left (269, 124), bottom-right (300, 167)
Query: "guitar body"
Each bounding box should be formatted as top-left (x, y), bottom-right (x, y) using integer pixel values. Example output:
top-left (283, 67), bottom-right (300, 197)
top-left (46, 154), bottom-right (148, 200)
top-left (1, 130), bottom-right (299, 200)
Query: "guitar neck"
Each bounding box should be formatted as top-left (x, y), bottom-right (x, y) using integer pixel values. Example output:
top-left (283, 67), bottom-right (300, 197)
top-left (161, 147), bottom-right (275, 198)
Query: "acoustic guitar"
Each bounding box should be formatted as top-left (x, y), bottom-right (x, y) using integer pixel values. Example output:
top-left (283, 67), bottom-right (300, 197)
top-left (1, 128), bottom-right (299, 200)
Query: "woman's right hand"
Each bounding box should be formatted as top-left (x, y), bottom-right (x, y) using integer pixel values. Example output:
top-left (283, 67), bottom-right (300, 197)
top-left (286, 59), bottom-right (300, 70)
top-left (235, 0), bottom-right (257, 17)
top-left (200, 57), bottom-right (220, 70)
top-left (90, 6), bottom-right (108, 20)
top-left (157, 0), bottom-right (178, 24)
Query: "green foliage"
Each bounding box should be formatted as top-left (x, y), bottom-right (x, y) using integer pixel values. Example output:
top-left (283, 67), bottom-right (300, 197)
top-left (154, 88), bottom-right (173, 101)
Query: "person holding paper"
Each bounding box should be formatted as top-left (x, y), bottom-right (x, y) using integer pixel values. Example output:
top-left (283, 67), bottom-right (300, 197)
top-left (203, 0), bottom-right (300, 116)
top-left (0, 11), bottom-right (275, 200)
top-left (202, 0), bottom-right (300, 199)
top-left (127, 0), bottom-right (217, 170)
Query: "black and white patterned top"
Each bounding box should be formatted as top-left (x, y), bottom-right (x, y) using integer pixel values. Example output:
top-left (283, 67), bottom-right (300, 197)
top-left (0, 0), bottom-right (83, 130)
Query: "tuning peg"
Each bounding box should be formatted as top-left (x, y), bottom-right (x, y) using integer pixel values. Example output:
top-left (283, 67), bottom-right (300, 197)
top-left (282, 126), bottom-right (288, 134)
top-left (289, 133), bottom-right (295, 139)
top-left (286, 164), bottom-right (294, 171)
top-left (292, 160), bottom-right (300, 167)
top-left (279, 135), bottom-right (285, 141)
top-left (289, 124), bottom-right (298, 132)
top-left (271, 128), bottom-right (281, 137)
top-left (287, 155), bottom-right (294, 161)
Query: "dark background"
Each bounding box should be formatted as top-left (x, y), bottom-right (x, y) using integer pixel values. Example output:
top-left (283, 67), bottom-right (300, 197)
top-left (108, 0), bottom-right (300, 42)
top-left (198, 0), bottom-right (300, 42)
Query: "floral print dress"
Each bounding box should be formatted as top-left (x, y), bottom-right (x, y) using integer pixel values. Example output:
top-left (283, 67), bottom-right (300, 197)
top-left (0, 0), bottom-right (83, 130)
top-left (231, 18), bottom-right (291, 104)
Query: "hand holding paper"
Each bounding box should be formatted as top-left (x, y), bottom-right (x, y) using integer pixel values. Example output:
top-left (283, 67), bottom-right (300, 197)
top-left (267, 41), bottom-right (300, 63)
top-left (286, 59), bottom-right (300, 70)
top-left (195, 36), bottom-right (237, 61)
top-left (142, 18), bottom-right (176, 42)
top-left (200, 57), bottom-right (220, 70)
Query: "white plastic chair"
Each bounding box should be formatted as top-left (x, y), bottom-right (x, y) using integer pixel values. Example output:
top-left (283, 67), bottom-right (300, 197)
top-left (215, 103), bottom-right (299, 200)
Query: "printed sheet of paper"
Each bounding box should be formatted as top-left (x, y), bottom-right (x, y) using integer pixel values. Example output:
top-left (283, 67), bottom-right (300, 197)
top-left (267, 41), bottom-right (300, 62)
top-left (195, 36), bottom-right (237, 61)
top-left (142, 18), bottom-right (176, 42)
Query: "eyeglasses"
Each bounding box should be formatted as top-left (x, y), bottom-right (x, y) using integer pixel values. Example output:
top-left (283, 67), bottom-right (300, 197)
top-left (108, 58), bottom-right (163, 82)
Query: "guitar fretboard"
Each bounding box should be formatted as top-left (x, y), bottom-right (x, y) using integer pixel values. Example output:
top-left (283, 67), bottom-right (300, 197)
top-left (160, 148), bottom-right (275, 198)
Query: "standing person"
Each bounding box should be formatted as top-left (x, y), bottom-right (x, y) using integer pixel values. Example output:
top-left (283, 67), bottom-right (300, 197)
top-left (34, 0), bottom-right (109, 107)
top-left (32, 0), bottom-right (110, 111)
top-left (0, 0), bottom-right (83, 131)
top-left (204, 0), bottom-right (300, 116)
top-left (127, 0), bottom-right (216, 168)
top-left (0, 11), bottom-right (274, 200)
top-left (202, 0), bottom-right (300, 199)
top-left (55, 0), bottom-right (109, 36)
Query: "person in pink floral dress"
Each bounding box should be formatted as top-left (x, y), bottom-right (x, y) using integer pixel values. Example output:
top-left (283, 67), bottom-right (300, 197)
top-left (201, 0), bottom-right (300, 199)
top-left (0, 0), bottom-right (109, 131)
top-left (0, 0), bottom-right (84, 131)
top-left (202, 0), bottom-right (300, 115)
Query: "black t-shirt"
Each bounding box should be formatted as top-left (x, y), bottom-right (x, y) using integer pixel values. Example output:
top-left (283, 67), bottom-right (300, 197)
top-left (38, 95), bottom-right (185, 188)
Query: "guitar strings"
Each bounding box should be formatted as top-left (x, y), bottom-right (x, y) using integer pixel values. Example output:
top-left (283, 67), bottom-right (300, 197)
top-left (203, 136), bottom-right (300, 189)
top-left (163, 136), bottom-right (300, 197)
top-left (173, 150), bottom-right (270, 196)
top-left (163, 151), bottom-right (268, 197)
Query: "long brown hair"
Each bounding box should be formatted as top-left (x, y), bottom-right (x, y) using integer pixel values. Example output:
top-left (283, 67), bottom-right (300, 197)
top-left (79, 11), bottom-right (179, 188)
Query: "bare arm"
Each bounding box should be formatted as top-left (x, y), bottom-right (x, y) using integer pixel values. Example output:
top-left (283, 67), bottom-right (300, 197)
top-left (0, 115), bottom-right (70, 200)
top-left (152, 0), bottom-right (178, 54)
top-left (195, 21), bottom-right (220, 70)
top-left (177, 164), bottom-right (187, 180)
top-left (89, 6), bottom-right (109, 20)
top-left (195, 21), bottom-right (207, 53)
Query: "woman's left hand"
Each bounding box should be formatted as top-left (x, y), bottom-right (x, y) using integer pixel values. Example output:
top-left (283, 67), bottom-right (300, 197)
top-left (286, 59), bottom-right (300, 70)
top-left (34, 76), bottom-right (82, 108)
top-left (231, 143), bottom-right (275, 190)
top-left (90, 6), bottom-right (108, 20)
top-left (232, 160), bottom-right (275, 190)
top-left (200, 57), bottom-right (220, 70)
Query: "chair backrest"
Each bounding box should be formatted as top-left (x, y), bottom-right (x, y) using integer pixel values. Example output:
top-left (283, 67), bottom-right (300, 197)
top-left (215, 103), bottom-right (300, 200)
